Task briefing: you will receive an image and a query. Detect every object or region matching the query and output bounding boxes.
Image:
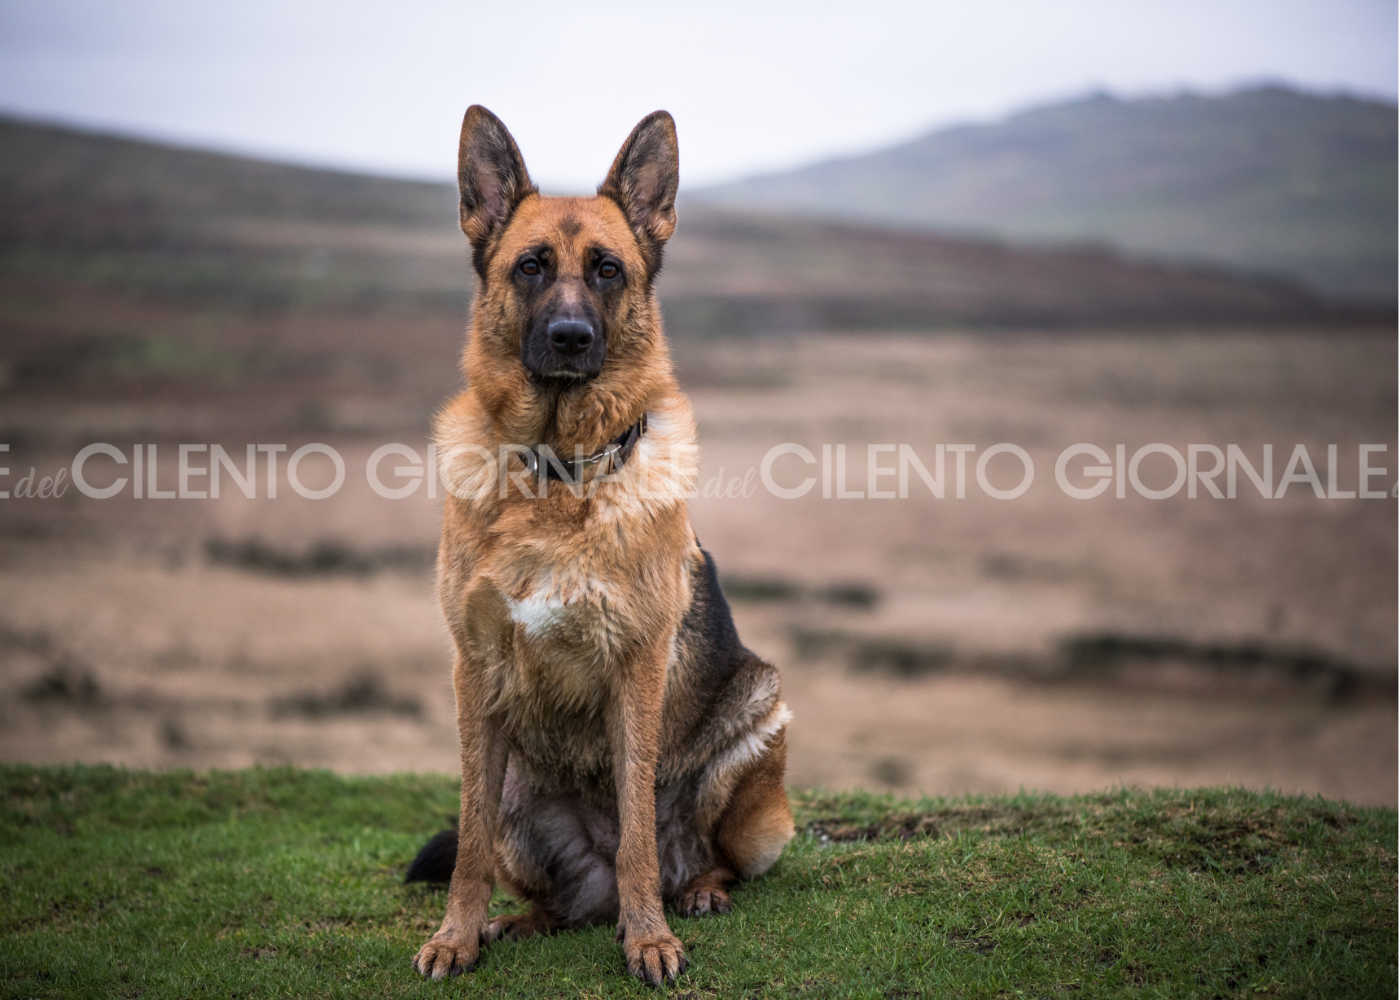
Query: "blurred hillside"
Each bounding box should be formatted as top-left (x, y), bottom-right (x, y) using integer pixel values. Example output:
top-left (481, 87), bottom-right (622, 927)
top-left (692, 87), bottom-right (1399, 305)
top-left (0, 113), bottom-right (1379, 399)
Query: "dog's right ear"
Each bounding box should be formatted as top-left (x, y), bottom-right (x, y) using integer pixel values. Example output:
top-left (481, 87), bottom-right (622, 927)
top-left (598, 111), bottom-right (679, 275)
top-left (457, 106), bottom-right (536, 263)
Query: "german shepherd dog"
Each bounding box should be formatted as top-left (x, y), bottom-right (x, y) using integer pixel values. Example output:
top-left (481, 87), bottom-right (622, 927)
top-left (407, 107), bottom-right (794, 986)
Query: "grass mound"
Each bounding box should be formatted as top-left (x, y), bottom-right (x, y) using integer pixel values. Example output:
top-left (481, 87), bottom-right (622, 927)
top-left (1, 766), bottom-right (1394, 998)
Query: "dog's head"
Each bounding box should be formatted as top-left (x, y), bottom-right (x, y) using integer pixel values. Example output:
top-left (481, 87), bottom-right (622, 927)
top-left (457, 106), bottom-right (679, 384)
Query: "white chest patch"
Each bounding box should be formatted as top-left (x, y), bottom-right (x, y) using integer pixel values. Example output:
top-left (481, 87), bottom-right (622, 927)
top-left (507, 591), bottom-right (566, 638)
top-left (506, 571), bottom-right (614, 639)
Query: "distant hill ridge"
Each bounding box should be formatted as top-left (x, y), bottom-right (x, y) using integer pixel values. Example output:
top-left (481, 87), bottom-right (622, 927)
top-left (0, 113), bottom-right (1384, 339)
top-left (0, 113), bottom-right (457, 228)
top-left (691, 87), bottom-right (1398, 304)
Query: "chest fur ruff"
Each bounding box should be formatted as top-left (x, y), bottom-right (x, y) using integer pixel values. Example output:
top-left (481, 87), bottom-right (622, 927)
top-left (436, 394), bottom-right (700, 719)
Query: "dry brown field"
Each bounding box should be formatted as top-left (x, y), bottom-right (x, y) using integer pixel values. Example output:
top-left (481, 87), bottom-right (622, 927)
top-left (1, 325), bottom-right (1393, 805)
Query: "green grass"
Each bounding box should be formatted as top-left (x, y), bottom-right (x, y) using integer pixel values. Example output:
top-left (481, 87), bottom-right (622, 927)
top-left (1, 766), bottom-right (1394, 999)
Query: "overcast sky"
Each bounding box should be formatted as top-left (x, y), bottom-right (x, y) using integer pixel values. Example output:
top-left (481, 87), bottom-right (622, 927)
top-left (0, 0), bottom-right (1394, 192)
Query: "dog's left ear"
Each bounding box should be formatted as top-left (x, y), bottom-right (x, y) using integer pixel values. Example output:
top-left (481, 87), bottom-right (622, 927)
top-left (458, 105), bottom-right (536, 264)
top-left (599, 111), bottom-right (679, 264)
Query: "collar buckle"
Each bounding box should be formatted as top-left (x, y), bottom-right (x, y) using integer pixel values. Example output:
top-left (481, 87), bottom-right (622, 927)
top-left (519, 414), bottom-right (647, 485)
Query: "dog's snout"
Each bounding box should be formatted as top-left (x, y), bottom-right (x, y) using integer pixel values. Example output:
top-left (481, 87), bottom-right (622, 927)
top-left (520, 279), bottom-right (606, 380)
top-left (547, 319), bottom-right (595, 356)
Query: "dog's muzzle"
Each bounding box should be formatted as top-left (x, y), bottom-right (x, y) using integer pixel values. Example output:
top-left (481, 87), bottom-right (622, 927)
top-left (547, 319), bottom-right (594, 357)
top-left (522, 312), bottom-right (606, 380)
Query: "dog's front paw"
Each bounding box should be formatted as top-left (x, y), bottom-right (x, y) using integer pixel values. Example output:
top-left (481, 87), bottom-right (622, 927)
top-left (619, 926), bottom-right (688, 986)
top-left (680, 885), bottom-right (732, 917)
top-left (412, 930), bottom-right (482, 980)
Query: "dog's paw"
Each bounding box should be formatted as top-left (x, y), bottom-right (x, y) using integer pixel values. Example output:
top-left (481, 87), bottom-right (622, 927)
top-left (487, 909), bottom-right (556, 942)
top-left (620, 927), bottom-right (688, 986)
top-left (679, 885), bottom-right (732, 918)
top-left (411, 931), bottom-right (482, 980)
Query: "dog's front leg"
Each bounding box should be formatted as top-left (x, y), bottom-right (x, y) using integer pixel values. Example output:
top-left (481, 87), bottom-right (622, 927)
top-left (611, 642), bottom-right (687, 986)
top-left (413, 649), bottom-right (507, 979)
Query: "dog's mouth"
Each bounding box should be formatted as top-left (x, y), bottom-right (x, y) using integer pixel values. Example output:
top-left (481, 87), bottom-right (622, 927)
top-left (527, 365), bottom-right (600, 386)
top-left (541, 368), bottom-right (591, 380)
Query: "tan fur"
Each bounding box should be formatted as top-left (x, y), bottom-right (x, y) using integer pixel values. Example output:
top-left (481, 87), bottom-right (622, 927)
top-left (412, 107), bottom-right (792, 986)
top-left (717, 730), bottom-right (796, 878)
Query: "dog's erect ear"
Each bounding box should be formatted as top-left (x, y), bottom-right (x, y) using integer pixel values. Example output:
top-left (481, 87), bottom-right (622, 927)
top-left (458, 105), bottom-right (536, 255)
top-left (598, 111), bottom-right (679, 260)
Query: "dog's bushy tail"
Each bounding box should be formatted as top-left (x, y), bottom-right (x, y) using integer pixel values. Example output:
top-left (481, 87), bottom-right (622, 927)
top-left (404, 828), bottom-right (458, 884)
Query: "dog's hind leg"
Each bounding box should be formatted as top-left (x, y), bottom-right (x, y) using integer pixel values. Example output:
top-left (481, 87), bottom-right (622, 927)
top-left (678, 865), bottom-right (736, 917)
top-left (715, 726), bottom-right (794, 880)
top-left (487, 905), bottom-right (562, 941)
top-left (679, 726), bottom-right (794, 919)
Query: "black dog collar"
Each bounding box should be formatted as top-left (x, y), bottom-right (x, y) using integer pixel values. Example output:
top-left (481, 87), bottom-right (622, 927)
top-left (519, 414), bottom-right (648, 484)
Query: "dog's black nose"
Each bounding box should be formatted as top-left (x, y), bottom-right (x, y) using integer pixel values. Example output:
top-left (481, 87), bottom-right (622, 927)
top-left (547, 319), bottom-right (594, 356)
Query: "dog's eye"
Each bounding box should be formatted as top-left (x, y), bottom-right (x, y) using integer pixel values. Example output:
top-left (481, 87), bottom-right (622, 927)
top-left (598, 262), bottom-right (619, 279)
top-left (519, 258), bottom-right (541, 276)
